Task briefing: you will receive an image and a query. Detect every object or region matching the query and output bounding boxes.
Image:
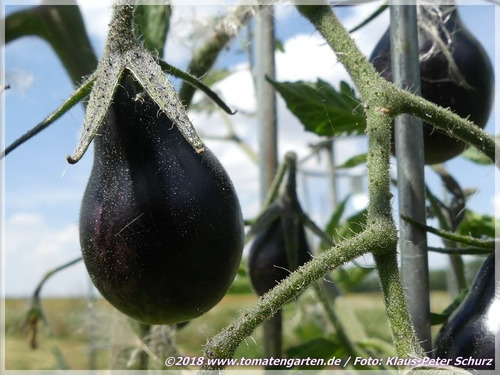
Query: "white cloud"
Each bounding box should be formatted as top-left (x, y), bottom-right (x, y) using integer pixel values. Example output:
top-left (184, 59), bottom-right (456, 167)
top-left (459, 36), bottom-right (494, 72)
top-left (6, 186), bottom-right (85, 212)
top-left (213, 141), bottom-right (261, 218)
top-left (76, 1), bottom-right (114, 55)
top-left (8, 212), bottom-right (43, 226)
top-left (6, 68), bottom-right (35, 95)
top-left (189, 97), bottom-right (260, 219)
top-left (4, 212), bottom-right (87, 297)
top-left (4, 213), bottom-right (44, 254)
top-left (73, 1), bottom-right (389, 68)
top-left (187, 19), bottom-right (369, 221)
top-left (194, 65), bottom-right (256, 115)
top-left (276, 34), bottom-right (347, 83)
top-left (33, 223), bottom-right (79, 258)
top-left (184, 3), bottom-right (387, 215)
top-left (76, 3), bottom-right (234, 67)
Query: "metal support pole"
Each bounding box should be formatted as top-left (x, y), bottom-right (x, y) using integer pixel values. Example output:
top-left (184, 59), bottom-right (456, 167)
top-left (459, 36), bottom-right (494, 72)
top-left (389, 4), bottom-right (431, 352)
top-left (325, 140), bottom-right (338, 210)
top-left (256, 6), bottom-right (278, 203)
top-left (255, 6), bottom-right (280, 362)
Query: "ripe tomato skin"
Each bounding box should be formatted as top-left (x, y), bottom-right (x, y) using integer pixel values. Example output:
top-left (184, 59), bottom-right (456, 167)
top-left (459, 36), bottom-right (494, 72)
top-left (248, 216), bottom-right (311, 296)
top-left (370, 7), bottom-right (494, 164)
top-left (80, 74), bottom-right (244, 324)
top-left (434, 252), bottom-right (498, 370)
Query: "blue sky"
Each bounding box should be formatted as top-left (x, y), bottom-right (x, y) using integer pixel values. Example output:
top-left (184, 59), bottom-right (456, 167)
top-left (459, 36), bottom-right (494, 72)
top-left (2, 2), bottom-right (498, 297)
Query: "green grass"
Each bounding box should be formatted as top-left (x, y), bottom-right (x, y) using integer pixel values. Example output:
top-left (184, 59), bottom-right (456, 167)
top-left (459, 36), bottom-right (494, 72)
top-left (5, 297), bottom-right (114, 370)
top-left (4, 291), bottom-right (451, 370)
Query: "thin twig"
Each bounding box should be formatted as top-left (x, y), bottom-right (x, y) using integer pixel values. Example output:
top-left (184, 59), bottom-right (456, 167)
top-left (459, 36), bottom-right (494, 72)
top-left (179, 4), bottom-right (258, 107)
top-left (1, 74), bottom-right (96, 159)
top-left (428, 246), bottom-right (492, 256)
top-left (401, 214), bottom-right (495, 250)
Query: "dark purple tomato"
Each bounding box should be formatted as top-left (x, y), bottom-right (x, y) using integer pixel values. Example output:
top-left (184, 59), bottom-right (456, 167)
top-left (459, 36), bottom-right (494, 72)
top-left (79, 74), bottom-right (244, 324)
top-left (370, 6), bottom-right (494, 164)
top-left (248, 216), bottom-right (311, 296)
top-left (434, 251), bottom-right (498, 370)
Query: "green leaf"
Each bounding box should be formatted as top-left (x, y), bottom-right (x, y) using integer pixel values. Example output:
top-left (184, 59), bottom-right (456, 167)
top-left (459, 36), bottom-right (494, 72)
top-left (462, 145), bottom-right (494, 165)
top-left (227, 275), bottom-right (252, 294)
top-left (348, 4), bottom-right (388, 33)
top-left (332, 208), bottom-right (368, 243)
top-left (135, 4), bottom-right (171, 57)
top-left (461, 135), bottom-right (500, 165)
top-left (275, 39), bottom-right (285, 53)
top-left (268, 78), bottom-right (366, 136)
top-left (402, 214), bottom-right (495, 249)
top-left (337, 153), bottom-right (367, 168)
top-left (201, 69), bottom-right (231, 87)
top-left (430, 288), bottom-right (468, 325)
top-left (292, 317), bottom-right (329, 342)
top-left (457, 210), bottom-right (497, 239)
top-left (432, 165), bottom-right (465, 230)
top-left (5, 3), bottom-right (97, 85)
top-left (425, 184), bottom-right (451, 231)
top-left (429, 313), bottom-right (448, 326)
top-left (228, 259), bottom-right (252, 294)
top-left (333, 266), bottom-right (374, 292)
top-left (321, 195), bottom-right (350, 249)
top-left (286, 337), bottom-right (343, 369)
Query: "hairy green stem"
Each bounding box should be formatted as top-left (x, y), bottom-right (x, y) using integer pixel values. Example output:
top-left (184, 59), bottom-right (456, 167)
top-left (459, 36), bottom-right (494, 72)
top-left (296, 5), bottom-right (384, 95)
top-left (395, 90), bottom-right (498, 164)
top-left (200, 3), bottom-right (427, 367)
top-left (296, 3), bottom-right (498, 165)
top-left (296, 4), bottom-right (423, 359)
top-left (201, 224), bottom-right (396, 371)
top-left (373, 252), bottom-right (425, 359)
top-left (367, 110), bottom-right (422, 359)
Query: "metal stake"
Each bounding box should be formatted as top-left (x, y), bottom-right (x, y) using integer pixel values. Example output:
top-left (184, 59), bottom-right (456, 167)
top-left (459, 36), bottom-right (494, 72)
top-left (389, 4), bottom-right (431, 352)
top-left (256, 6), bottom-right (278, 204)
top-left (255, 5), bottom-right (281, 362)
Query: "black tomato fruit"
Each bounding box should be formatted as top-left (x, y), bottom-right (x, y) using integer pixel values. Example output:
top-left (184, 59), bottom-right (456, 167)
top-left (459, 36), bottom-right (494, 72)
top-left (434, 251), bottom-right (498, 370)
top-left (370, 6), bottom-right (494, 164)
top-left (79, 74), bottom-right (244, 324)
top-left (248, 216), bottom-right (311, 296)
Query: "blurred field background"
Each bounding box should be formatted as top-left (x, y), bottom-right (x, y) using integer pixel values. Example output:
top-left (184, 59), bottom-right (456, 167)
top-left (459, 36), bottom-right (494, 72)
top-left (5, 290), bottom-right (453, 371)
